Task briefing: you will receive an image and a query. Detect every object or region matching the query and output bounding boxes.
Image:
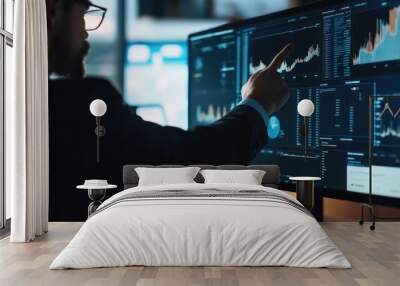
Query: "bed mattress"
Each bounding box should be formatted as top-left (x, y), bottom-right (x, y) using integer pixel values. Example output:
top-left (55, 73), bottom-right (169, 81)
top-left (50, 183), bottom-right (350, 269)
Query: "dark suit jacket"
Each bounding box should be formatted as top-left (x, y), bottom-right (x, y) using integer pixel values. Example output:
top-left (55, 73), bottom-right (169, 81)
top-left (49, 77), bottom-right (268, 221)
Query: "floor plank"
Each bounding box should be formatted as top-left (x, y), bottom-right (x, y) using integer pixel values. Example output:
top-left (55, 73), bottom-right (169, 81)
top-left (0, 222), bottom-right (399, 286)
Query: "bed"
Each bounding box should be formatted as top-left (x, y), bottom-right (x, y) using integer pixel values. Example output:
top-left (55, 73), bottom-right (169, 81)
top-left (50, 165), bottom-right (350, 269)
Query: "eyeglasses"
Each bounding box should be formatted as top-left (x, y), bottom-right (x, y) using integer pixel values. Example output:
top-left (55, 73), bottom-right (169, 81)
top-left (84, 3), bottom-right (107, 31)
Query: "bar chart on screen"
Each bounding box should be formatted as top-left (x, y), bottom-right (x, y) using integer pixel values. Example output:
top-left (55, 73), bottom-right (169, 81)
top-left (249, 44), bottom-right (320, 75)
top-left (195, 103), bottom-right (235, 124)
top-left (248, 20), bottom-right (321, 82)
top-left (353, 5), bottom-right (400, 66)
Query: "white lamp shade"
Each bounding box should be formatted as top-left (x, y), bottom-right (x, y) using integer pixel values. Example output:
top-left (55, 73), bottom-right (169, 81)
top-left (89, 99), bottom-right (107, 117)
top-left (297, 99), bottom-right (315, 117)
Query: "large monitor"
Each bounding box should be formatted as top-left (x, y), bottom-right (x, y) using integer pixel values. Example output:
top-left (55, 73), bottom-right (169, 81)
top-left (188, 0), bottom-right (400, 206)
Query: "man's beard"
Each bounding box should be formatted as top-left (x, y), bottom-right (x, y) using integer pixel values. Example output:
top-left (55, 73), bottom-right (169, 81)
top-left (69, 41), bottom-right (90, 79)
top-left (52, 35), bottom-right (90, 79)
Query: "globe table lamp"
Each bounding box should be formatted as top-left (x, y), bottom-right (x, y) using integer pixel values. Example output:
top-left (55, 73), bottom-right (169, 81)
top-left (89, 99), bottom-right (107, 163)
top-left (297, 99), bottom-right (315, 158)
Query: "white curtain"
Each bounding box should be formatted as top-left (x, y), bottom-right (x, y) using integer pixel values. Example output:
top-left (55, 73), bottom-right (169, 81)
top-left (7, 0), bottom-right (49, 242)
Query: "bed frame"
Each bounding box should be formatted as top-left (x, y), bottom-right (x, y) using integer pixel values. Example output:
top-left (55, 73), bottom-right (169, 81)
top-left (123, 165), bottom-right (280, 190)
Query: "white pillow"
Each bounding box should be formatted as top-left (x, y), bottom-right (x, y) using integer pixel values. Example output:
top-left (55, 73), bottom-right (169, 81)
top-left (135, 167), bottom-right (201, 186)
top-left (200, 169), bottom-right (266, 185)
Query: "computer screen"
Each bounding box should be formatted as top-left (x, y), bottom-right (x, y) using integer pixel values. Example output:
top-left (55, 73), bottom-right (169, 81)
top-left (188, 0), bottom-right (400, 202)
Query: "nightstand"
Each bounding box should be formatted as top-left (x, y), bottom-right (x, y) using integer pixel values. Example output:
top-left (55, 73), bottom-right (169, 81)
top-left (77, 180), bottom-right (117, 217)
top-left (289, 177), bottom-right (322, 221)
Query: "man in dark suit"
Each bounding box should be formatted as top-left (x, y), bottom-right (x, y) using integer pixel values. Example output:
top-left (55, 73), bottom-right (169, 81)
top-left (46, 0), bottom-right (293, 221)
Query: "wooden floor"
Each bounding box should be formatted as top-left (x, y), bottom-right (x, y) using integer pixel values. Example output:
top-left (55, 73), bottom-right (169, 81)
top-left (0, 222), bottom-right (399, 286)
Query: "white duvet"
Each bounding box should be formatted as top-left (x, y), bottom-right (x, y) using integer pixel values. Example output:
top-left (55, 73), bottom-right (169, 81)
top-left (50, 183), bottom-right (351, 269)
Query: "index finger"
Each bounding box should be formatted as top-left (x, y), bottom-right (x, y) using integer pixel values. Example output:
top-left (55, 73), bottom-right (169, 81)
top-left (268, 43), bottom-right (294, 71)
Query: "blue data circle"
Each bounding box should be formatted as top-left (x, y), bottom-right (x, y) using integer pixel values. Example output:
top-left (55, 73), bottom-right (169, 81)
top-left (267, 116), bottom-right (281, 139)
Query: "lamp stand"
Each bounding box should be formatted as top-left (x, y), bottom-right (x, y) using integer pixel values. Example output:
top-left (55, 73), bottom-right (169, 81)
top-left (359, 96), bottom-right (375, 230)
top-left (304, 116), bottom-right (308, 158)
top-left (94, 117), bottom-right (106, 163)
